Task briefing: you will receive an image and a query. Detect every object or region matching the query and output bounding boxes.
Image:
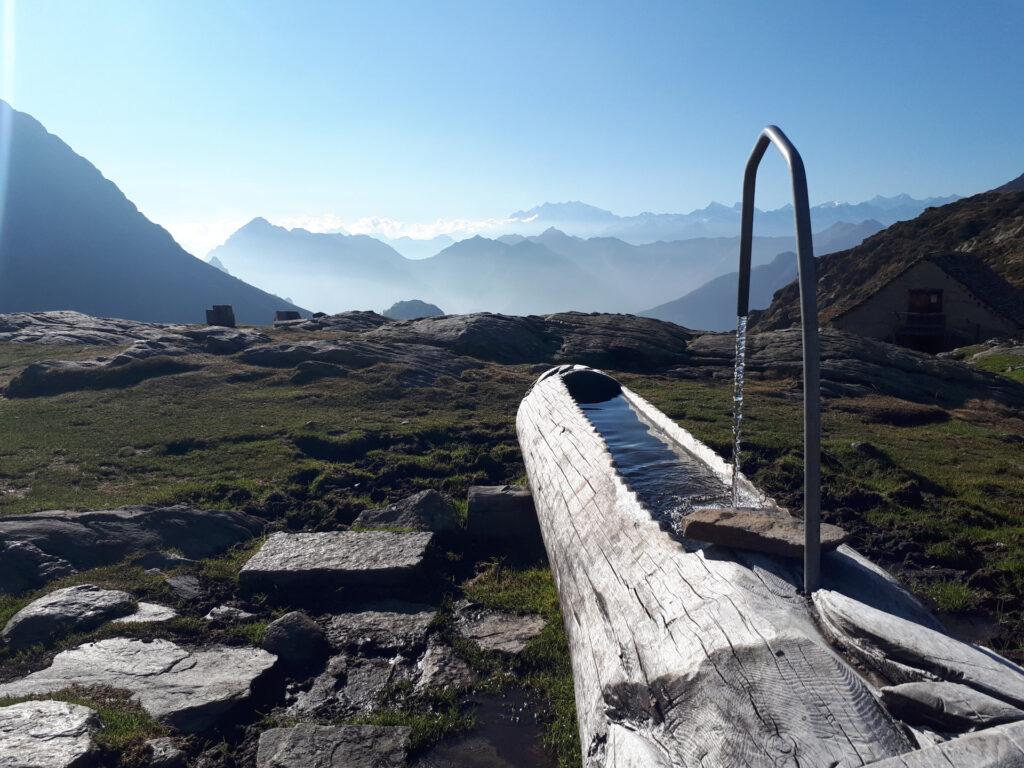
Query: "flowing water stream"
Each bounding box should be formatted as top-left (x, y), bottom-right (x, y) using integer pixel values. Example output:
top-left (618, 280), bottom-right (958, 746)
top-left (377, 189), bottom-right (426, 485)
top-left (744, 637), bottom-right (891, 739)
top-left (731, 314), bottom-right (748, 508)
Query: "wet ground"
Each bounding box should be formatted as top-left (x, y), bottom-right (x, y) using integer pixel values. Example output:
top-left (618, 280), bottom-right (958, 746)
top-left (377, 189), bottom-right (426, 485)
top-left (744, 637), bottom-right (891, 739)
top-left (414, 688), bottom-right (555, 768)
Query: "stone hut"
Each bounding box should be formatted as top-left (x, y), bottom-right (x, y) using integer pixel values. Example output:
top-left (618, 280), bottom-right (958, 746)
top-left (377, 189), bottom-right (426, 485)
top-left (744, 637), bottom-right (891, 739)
top-left (830, 253), bottom-right (1024, 351)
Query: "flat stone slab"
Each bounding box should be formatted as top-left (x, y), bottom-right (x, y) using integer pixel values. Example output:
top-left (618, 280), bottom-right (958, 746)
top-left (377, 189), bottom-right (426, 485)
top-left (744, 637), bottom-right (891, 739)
top-left (112, 602), bottom-right (178, 624)
top-left (0, 699), bottom-right (98, 768)
top-left (240, 531), bottom-right (433, 593)
top-left (680, 507), bottom-right (848, 558)
top-left (455, 602), bottom-right (545, 654)
top-left (2, 584), bottom-right (135, 649)
top-left (0, 638), bottom-right (277, 733)
top-left (352, 490), bottom-right (458, 532)
top-left (289, 654), bottom-right (410, 718)
top-left (323, 602), bottom-right (436, 654)
top-left (416, 639), bottom-right (476, 692)
top-left (257, 724), bottom-right (410, 768)
top-left (881, 681), bottom-right (1024, 732)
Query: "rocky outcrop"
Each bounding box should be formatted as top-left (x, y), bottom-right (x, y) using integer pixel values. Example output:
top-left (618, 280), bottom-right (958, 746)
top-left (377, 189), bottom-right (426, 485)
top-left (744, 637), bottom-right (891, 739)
top-left (272, 311), bottom-right (392, 333)
top-left (352, 490), bottom-right (459, 532)
top-left (0, 311), bottom-right (168, 346)
top-left (256, 724), bottom-right (410, 768)
top-left (239, 531), bottom-right (433, 595)
top-left (0, 638), bottom-right (277, 733)
top-left (0, 700), bottom-right (98, 768)
top-left (0, 505), bottom-right (262, 593)
top-left (2, 584), bottom-right (135, 649)
top-left (688, 327), bottom-right (1024, 407)
top-left (366, 313), bottom-right (555, 364)
top-left (680, 507), bottom-right (849, 558)
top-left (5, 354), bottom-right (197, 397)
top-left (454, 602), bottom-right (545, 654)
top-left (323, 602), bottom-right (436, 654)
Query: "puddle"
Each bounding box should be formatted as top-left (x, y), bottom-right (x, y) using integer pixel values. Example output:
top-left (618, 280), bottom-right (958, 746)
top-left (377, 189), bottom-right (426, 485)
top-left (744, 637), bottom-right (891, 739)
top-left (579, 395), bottom-right (733, 529)
top-left (413, 688), bottom-right (554, 768)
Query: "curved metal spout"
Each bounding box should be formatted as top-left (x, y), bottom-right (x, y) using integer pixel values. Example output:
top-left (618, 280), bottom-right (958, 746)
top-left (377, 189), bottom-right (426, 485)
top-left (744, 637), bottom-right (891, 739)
top-left (737, 125), bottom-right (820, 593)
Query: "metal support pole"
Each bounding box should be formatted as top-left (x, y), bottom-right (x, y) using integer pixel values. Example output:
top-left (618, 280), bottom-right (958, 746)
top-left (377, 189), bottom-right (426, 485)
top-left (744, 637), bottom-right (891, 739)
top-left (736, 125), bottom-right (821, 593)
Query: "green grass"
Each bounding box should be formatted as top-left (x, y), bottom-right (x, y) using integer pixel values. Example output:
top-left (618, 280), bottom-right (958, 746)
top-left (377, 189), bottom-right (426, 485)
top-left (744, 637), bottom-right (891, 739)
top-left (350, 685), bottom-right (473, 752)
top-left (971, 352), bottom-right (1024, 383)
top-left (918, 580), bottom-right (980, 613)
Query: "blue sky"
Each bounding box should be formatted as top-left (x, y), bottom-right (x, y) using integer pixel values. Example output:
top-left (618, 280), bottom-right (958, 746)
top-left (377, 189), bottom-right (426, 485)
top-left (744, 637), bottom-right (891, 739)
top-left (1, 0), bottom-right (1022, 255)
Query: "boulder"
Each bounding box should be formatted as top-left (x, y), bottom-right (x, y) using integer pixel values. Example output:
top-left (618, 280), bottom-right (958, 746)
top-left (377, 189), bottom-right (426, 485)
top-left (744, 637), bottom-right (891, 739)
top-left (466, 485), bottom-right (544, 556)
top-left (204, 605), bottom-right (256, 623)
top-left (0, 699), bottom-right (98, 768)
top-left (323, 602), bottom-right (436, 654)
top-left (416, 639), bottom-right (476, 692)
top-left (352, 490), bottom-right (459, 533)
top-left (113, 602), bottom-right (178, 624)
top-left (454, 602), bottom-right (545, 654)
top-left (262, 611), bottom-right (328, 668)
top-left (164, 574), bottom-right (203, 602)
top-left (680, 507), bottom-right (849, 558)
top-left (145, 736), bottom-right (187, 768)
top-left (2, 584), bottom-right (135, 649)
top-left (0, 540), bottom-right (75, 595)
top-left (881, 681), bottom-right (1024, 732)
top-left (0, 638), bottom-right (277, 733)
top-left (288, 654), bottom-right (410, 718)
top-left (240, 531), bottom-right (433, 594)
top-left (256, 724), bottom-right (410, 768)
top-left (0, 506), bottom-right (262, 593)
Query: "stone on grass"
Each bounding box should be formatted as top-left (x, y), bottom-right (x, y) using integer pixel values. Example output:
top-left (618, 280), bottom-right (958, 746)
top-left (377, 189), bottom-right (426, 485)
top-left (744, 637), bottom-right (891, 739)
top-left (257, 724), bottom-right (410, 768)
top-left (0, 699), bottom-right (98, 768)
top-left (352, 490), bottom-right (458, 532)
top-left (416, 639), bottom-right (476, 692)
top-left (204, 605), bottom-right (256, 623)
top-left (164, 574), bottom-right (204, 602)
top-left (455, 602), bottom-right (545, 654)
top-left (680, 507), bottom-right (849, 558)
top-left (288, 654), bottom-right (410, 718)
top-left (881, 681), bottom-right (1024, 732)
top-left (0, 540), bottom-right (75, 595)
top-left (239, 531), bottom-right (433, 594)
top-left (0, 638), bottom-right (277, 733)
top-left (466, 485), bottom-right (544, 556)
top-left (262, 611), bottom-right (327, 668)
top-left (146, 736), bottom-right (187, 768)
top-left (113, 602), bottom-right (178, 624)
top-left (323, 602), bottom-right (436, 654)
top-left (2, 584), bottom-right (135, 649)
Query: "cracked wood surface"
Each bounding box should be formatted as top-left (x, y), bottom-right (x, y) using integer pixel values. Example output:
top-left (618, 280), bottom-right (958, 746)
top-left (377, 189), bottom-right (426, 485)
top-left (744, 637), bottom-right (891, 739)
top-left (863, 721), bottom-right (1024, 767)
top-left (516, 370), bottom-right (913, 767)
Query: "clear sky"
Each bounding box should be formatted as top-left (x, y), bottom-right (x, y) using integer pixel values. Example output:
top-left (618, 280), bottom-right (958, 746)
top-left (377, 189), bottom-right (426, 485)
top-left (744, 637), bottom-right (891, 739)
top-left (1, 0), bottom-right (1021, 255)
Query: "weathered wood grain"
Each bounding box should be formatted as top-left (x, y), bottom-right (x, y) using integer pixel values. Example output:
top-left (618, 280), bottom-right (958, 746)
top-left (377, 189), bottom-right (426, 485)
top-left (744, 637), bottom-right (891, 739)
top-left (516, 368), bottom-right (913, 767)
top-left (863, 720), bottom-right (1024, 767)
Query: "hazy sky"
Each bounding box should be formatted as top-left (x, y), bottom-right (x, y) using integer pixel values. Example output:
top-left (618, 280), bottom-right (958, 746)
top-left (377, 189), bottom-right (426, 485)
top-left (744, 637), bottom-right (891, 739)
top-left (1, 0), bottom-right (1021, 255)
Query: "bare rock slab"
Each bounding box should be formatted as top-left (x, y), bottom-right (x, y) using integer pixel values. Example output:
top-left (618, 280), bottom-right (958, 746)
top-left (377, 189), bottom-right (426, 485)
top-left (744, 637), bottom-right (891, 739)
top-left (455, 602), bottom-right (545, 654)
top-left (352, 490), bottom-right (458, 533)
top-left (881, 681), bottom-right (1024, 732)
top-left (323, 602), bottom-right (437, 654)
top-left (0, 638), bottom-right (277, 733)
top-left (257, 724), bottom-right (410, 768)
top-left (2, 584), bottom-right (135, 649)
top-left (112, 602), bottom-right (178, 625)
top-left (0, 699), bottom-right (98, 768)
top-left (681, 507), bottom-right (849, 558)
top-left (240, 531), bottom-right (433, 594)
top-left (288, 654), bottom-right (411, 718)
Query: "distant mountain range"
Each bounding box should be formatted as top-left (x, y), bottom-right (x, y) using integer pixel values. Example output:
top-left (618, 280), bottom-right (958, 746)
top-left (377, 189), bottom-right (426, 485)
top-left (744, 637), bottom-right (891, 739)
top-left (759, 178), bottom-right (1024, 330)
top-left (642, 220), bottom-right (884, 330)
top-left (210, 217), bottom-right (882, 319)
top-left (507, 194), bottom-right (958, 242)
top-left (0, 101), bottom-right (305, 324)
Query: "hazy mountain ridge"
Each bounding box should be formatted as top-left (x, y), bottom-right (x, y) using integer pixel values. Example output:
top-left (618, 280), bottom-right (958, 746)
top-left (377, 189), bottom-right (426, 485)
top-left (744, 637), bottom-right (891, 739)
top-left (0, 101), bottom-right (306, 324)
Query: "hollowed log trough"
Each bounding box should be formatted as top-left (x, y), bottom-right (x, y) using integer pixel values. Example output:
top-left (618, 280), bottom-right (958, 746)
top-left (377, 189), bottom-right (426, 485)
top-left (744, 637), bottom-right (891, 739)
top-left (517, 365), bottom-right (1024, 768)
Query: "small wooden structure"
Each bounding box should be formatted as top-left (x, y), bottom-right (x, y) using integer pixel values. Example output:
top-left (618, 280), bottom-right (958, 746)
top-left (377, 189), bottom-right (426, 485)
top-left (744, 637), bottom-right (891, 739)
top-left (517, 365), bottom-right (1024, 767)
top-left (205, 304), bottom-right (236, 328)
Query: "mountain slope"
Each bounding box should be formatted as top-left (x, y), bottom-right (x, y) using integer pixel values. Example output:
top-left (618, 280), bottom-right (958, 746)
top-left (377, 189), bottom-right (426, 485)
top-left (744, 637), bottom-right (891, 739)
top-left (0, 101), bottom-right (305, 324)
top-left (641, 219), bottom-right (884, 330)
top-left (758, 181), bottom-right (1024, 330)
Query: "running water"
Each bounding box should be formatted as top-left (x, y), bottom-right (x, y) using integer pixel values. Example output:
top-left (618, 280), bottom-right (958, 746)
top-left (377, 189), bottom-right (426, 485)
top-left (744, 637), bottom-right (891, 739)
top-left (731, 314), bottom-right (748, 507)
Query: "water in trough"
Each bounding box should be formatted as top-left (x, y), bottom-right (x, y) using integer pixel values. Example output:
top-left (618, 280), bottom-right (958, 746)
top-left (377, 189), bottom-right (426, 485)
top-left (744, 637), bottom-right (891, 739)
top-left (580, 395), bottom-right (734, 531)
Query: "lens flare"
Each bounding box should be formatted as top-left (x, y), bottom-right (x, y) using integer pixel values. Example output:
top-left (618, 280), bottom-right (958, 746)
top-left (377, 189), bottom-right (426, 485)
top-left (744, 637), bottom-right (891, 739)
top-left (0, 0), bottom-right (14, 249)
